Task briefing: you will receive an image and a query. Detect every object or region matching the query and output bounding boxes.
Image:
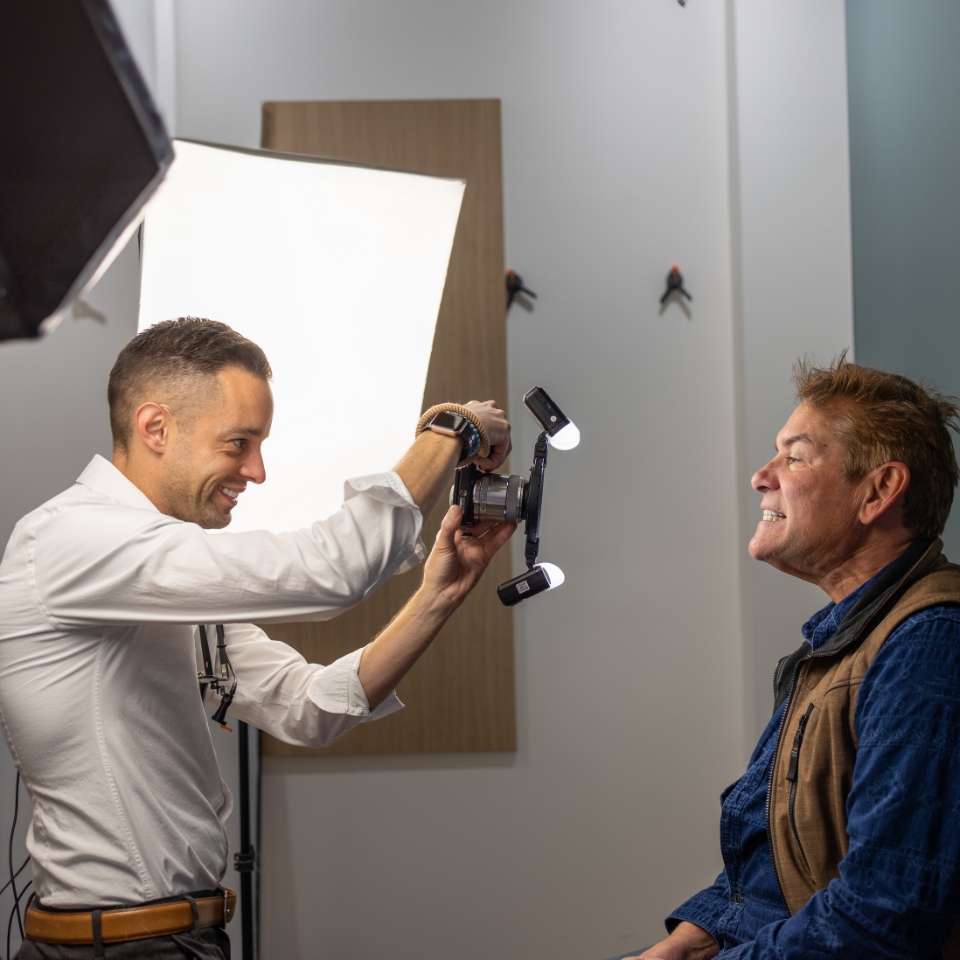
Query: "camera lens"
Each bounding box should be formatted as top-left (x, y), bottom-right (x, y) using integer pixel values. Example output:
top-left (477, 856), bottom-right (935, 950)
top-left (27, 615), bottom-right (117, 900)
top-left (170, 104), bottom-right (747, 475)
top-left (473, 473), bottom-right (526, 524)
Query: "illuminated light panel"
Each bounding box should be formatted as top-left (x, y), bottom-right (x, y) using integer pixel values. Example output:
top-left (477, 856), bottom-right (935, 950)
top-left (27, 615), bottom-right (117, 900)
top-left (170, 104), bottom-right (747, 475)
top-left (139, 140), bottom-right (464, 531)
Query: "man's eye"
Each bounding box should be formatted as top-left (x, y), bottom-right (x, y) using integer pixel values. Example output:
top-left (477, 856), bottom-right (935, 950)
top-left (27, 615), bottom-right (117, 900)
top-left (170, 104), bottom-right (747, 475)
top-left (232, 439), bottom-right (246, 450)
top-left (785, 456), bottom-right (800, 464)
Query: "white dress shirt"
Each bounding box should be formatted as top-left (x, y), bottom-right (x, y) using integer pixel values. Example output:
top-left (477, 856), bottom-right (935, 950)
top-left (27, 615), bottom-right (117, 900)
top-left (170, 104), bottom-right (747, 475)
top-left (0, 455), bottom-right (423, 908)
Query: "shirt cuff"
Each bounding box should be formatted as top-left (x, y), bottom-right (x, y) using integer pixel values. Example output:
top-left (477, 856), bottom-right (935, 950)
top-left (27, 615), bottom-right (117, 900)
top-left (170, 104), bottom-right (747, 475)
top-left (308, 645), bottom-right (404, 719)
top-left (344, 471), bottom-right (426, 574)
top-left (666, 889), bottom-right (727, 943)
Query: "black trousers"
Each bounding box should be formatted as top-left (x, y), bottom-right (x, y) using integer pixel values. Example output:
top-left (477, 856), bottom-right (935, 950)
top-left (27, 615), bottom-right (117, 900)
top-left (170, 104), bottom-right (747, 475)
top-left (17, 927), bottom-right (230, 960)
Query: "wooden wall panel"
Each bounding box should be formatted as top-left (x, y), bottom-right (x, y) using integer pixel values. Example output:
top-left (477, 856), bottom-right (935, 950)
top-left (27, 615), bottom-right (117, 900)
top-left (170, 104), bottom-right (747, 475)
top-left (259, 100), bottom-right (515, 755)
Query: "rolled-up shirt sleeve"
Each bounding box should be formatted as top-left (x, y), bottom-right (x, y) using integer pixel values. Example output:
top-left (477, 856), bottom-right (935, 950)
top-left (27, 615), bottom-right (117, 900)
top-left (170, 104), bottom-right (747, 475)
top-left (31, 470), bottom-right (424, 629)
top-left (212, 622), bottom-right (403, 748)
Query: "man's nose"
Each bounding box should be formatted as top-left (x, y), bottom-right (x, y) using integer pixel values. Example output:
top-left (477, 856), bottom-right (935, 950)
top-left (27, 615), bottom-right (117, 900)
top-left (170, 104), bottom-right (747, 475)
top-left (239, 450), bottom-right (267, 485)
top-left (752, 459), bottom-right (778, 492)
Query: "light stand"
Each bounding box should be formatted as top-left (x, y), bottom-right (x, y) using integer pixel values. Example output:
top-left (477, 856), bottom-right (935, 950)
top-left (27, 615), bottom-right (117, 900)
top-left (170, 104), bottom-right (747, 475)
top-left (199, 627), bottom-right (257, 959)
top-left (236, 722), bottom-right (257, 960)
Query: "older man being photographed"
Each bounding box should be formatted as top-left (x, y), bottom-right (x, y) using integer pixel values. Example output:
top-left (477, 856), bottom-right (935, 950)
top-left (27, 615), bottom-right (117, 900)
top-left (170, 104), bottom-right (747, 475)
top-left (617, 355), bottom-right (960, 960)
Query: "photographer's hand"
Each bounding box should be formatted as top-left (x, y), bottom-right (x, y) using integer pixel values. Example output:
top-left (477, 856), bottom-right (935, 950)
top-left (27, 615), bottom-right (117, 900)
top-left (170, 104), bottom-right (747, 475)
top-left (421, 504), bottom-right (516, 608)
top-left (394, 400), bottom-right (512, 519)
top-left (464, 399), bottom-right (512, 471)
top-left (357, 505), bottom-right (515, 709)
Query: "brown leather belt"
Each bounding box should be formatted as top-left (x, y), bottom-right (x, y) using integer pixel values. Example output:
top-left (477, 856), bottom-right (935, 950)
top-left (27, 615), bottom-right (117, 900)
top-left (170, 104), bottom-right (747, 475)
top-left (24, 888), bottom-right (236, 945)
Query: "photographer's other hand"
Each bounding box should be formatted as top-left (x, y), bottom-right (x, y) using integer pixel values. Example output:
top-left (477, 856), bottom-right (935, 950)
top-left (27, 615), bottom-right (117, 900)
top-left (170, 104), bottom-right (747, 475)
top-left (421, 504), bottom-right (515, 610)
top-left (357, 505), bottom-right (515, 709)
top-left (627, 924), bottom-right (719, 960)
top-left (464, 399), bottom-right (512, 471)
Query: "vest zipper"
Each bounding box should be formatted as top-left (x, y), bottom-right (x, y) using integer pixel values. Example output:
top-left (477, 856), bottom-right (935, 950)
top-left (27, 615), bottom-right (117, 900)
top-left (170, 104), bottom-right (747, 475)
top-left (785, 703), bottom-right (815, 873)
top-left (768, 643), bottom-right (854, 907)
top-left (766, 669), bottom-right (798, 907)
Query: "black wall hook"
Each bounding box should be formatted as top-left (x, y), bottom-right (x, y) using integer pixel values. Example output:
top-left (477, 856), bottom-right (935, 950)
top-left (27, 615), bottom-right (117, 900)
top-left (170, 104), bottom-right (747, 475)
top-left (660, 265), bottom-right (693, 305)
top-left (506, 269), bottom-right (537, 309)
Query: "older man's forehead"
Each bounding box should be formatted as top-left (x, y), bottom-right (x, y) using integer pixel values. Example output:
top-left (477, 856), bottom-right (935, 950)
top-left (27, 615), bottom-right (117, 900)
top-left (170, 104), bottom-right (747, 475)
top-left (775, 404), bottom-right (836, 450)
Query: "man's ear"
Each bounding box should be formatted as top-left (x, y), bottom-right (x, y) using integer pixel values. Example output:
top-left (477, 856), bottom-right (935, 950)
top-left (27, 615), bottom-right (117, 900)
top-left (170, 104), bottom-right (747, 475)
top-left (133, 402), bottom-right (175, 455)
top-left (859, 461), bottom-right (911, 526)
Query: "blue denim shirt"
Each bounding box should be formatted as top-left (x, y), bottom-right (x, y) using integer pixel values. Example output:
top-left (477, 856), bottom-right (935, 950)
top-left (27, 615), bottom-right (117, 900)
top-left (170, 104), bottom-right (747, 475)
top-left (668, 563), bottom-right (960, 958)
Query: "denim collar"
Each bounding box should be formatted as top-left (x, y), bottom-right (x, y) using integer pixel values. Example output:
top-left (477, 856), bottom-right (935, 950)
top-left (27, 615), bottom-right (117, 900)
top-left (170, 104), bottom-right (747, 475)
top-left (803, 571), bottom-right (881, 651)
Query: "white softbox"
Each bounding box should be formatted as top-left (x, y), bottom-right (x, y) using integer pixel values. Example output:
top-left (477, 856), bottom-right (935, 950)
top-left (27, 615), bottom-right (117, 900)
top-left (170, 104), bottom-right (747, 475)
top-left (139, 139), bottom-right (464, 531)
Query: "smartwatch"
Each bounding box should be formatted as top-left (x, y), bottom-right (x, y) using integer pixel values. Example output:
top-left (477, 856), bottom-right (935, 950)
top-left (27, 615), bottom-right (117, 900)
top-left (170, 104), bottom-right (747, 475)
top-left (426, 411), bottom-right (481, 458)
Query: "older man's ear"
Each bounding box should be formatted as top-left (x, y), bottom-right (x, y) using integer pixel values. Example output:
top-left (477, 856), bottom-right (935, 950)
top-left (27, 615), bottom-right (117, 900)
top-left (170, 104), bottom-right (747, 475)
top-left (857, 461), bottom-right (911, 527)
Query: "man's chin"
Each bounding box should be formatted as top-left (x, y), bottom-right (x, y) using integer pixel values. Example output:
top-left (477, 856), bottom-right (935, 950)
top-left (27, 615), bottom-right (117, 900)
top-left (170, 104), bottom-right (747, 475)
top-left (748, 527), bottom-right (782, 563)
top-left (197, 506), bottom-right (233, 530)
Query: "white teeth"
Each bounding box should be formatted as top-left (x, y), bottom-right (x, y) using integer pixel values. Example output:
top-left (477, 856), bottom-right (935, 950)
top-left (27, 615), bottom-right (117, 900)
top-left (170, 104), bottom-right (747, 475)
top-left (219, 487), bottom-right (239, 501)
top-left (762, 509), bottom-right (785, 521)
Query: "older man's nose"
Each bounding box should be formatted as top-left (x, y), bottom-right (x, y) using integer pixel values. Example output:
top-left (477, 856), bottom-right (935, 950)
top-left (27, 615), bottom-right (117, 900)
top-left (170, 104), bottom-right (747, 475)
top-left (752, 459), bottom-right (779, 492)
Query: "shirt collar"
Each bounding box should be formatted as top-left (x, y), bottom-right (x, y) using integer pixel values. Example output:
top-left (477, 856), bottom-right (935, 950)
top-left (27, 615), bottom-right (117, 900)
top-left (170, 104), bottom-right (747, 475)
top-left (76, 455), bottom-right (161, 514)
top-left (802, 564), bottom-right (888, 651)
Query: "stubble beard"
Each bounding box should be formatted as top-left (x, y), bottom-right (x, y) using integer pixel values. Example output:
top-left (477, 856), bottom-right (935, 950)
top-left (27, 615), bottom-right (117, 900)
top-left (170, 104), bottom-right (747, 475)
top-left (158, 453), bottom-right (230, 530)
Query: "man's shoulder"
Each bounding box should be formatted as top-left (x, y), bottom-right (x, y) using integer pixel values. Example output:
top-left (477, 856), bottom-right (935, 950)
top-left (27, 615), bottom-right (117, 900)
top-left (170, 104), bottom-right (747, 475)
top-left (872, 601), bottom-right (960, 669)
top-left (3, 483), bottom-right (86, 554)
top-left (857, 601), bottom-right (960, 725)
top-left (3, 475), bottom-right (177, 571)
top-left (11, 479), bottom-right (134, 533)
top-left (895, 601), bottom-right (960, 633)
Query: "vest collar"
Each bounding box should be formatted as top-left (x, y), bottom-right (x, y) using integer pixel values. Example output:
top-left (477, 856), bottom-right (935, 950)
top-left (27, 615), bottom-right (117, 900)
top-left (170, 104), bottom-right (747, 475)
top-left (773, 537), bottom-right (942, 712)
top-left (816, 536), bottom-right (941, 657)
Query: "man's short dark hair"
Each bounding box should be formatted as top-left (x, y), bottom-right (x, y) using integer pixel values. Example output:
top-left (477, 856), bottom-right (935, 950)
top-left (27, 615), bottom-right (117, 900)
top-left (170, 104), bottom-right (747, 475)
top-left (794, 352), bottom-right (960, 538)
top-left (108, 317), bottom-right (272, 450)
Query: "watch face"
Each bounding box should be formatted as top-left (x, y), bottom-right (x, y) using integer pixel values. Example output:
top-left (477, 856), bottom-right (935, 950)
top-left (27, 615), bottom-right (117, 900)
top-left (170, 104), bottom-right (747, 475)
top-left (431, 411), bottom-right (466, 432)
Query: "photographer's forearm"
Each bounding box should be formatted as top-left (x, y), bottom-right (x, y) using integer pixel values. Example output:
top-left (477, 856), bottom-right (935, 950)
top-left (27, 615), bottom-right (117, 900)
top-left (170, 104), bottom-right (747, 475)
top-left (393, 431), bottom-right (462, 519)
top-left (357, 587), bottom-right (455, 710)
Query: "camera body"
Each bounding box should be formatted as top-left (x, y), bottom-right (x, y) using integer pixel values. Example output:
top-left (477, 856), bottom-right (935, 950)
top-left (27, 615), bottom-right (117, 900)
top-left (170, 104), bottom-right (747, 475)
top-left (450, 386), bottom-right (576, 606)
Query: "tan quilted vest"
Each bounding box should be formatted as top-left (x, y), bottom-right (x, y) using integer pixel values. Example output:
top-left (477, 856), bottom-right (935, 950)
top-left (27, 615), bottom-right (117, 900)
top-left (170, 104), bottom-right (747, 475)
top-left (768, 539), bottom-right (960, 959)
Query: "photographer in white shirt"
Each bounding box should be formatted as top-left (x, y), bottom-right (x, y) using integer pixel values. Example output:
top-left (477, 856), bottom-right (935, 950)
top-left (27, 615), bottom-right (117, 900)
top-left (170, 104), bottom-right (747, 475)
top-left (0, 317), bottom-right (514, 959)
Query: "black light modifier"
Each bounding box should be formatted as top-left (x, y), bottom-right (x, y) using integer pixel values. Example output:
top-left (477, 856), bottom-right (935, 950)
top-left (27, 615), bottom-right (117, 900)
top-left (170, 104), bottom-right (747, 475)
top-left (0, 0), bottom-right (173, 341)
top-left (523, 386), bottom-right (581, 450)
top-left (496, 563), bottom-right (566, 607)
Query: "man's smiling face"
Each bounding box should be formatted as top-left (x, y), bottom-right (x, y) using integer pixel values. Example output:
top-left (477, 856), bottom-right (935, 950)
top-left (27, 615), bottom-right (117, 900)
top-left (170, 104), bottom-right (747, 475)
top-left (158, 366), bottom-right (274, 529)
top-left (749, 401), bottom-right (868, 583)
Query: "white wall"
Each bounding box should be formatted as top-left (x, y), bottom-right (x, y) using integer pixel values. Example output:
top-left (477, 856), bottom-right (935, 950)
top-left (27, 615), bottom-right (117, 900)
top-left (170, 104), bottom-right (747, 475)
top-left (110, 0), bottom-right (178, 134)
top-left (729, 0), bottom-right (855, 742)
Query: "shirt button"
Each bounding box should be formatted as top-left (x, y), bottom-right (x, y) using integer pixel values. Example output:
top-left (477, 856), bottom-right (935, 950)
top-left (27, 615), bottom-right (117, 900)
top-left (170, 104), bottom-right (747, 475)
top-left (733, 893), bottom-right (743, 904)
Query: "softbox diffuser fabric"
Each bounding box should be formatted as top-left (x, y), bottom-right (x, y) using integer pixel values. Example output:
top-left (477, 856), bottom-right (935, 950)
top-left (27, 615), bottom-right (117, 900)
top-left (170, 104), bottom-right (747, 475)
top-left (139, 139), bottom-right (465, 531)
